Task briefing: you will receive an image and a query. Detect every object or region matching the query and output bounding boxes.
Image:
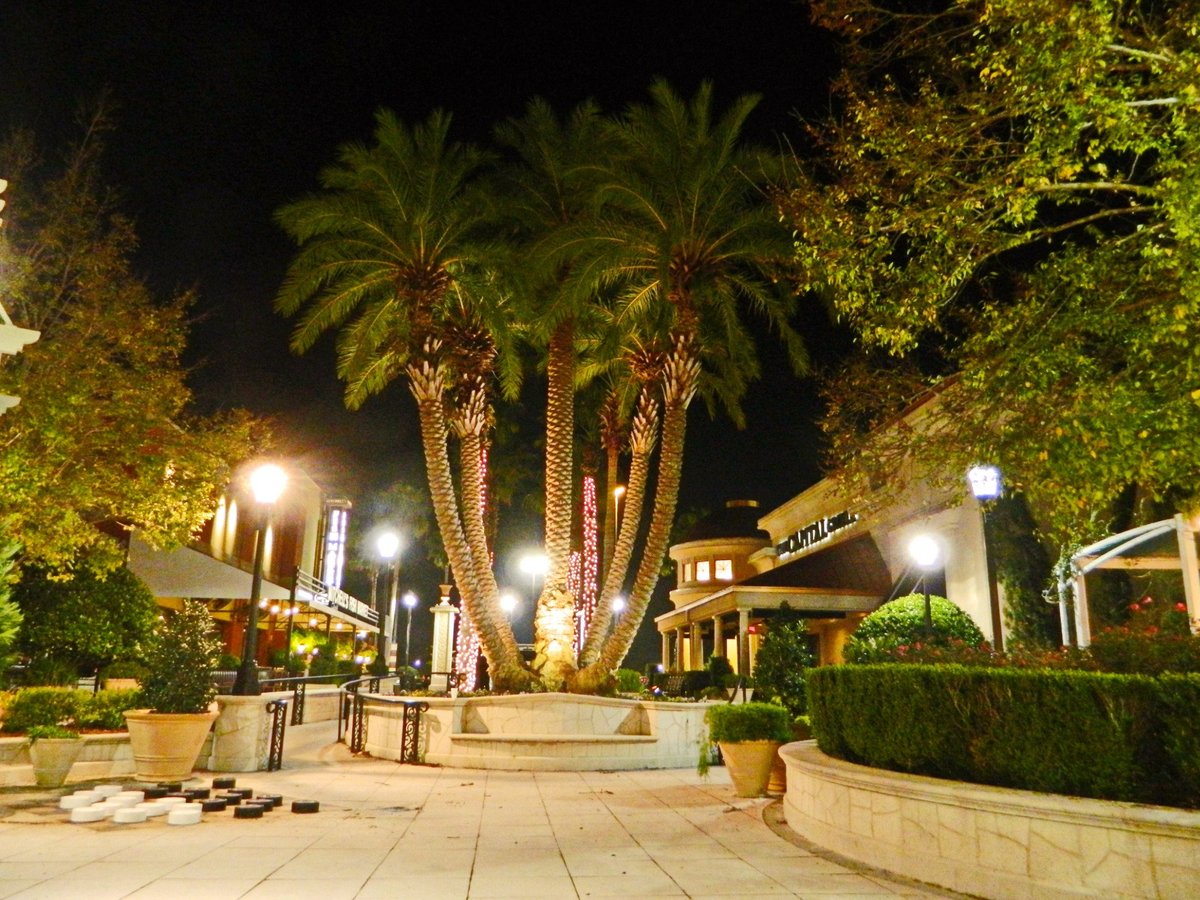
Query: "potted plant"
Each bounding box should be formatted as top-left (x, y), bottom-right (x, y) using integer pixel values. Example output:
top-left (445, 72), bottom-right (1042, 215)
top-left (27, 724), bottom-right (83, 787)
top-left (123, 600), bottom-right (220, 781)
top-left (701, 702), bottom-right (792, 798)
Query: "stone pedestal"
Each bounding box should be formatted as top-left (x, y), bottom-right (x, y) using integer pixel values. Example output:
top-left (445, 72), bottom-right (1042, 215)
top-left (207, 694), bottom-right (273, 772)
top-left (429, 586), bottom-right (458, 692)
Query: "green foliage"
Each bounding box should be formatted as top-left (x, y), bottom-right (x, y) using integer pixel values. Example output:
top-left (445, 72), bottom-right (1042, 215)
top-left (0, 543), bottom-right (22, 674)
top-left (1088, 597), bottom-right (1200, 675)
top-left (393, 666), bottom-right (423, 691)
top-left (790, 0), bottom-right (1200, 544)
top-left (102, 660), bottom-right (148, 681)
top-left (0, 687), bottom-right (85, 732)
top-left (752, 621), bottom-right (815, 716)
top-left (988, 493), bottom-right (1057, 647)
top-left (807, 665), bottom-right (1195, 805)
top-left (23, 657), bottom-right (78, 687)
top-left (705, 655), bottom-right (733, 681)
top-left (216, 653), bottom-right (241, 671)
top-left (15, 566), bottom-right (157, 674)
top-left (704, 702), bottom-right (792, 744)
top-left (0, 109), bottom-right (263, 571)
top-left (616, 668), bottom-right (644, 693)
top-left (77, 689), bottom-right (143, 730)
top-left (845, 595), bottom-right (986, 663)
top-left (140, 600), bottom-right (219, 714)
top-left (27, 724), bottom-right (78, 741)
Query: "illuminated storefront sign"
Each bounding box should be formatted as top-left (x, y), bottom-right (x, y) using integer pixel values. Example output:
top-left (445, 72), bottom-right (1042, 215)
top-left (776, 510), bottom-right (859, 556)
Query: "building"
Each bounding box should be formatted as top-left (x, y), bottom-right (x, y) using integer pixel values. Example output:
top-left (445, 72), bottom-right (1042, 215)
top-left (128, 467), bottom-right (378, 667)
top-left (656, 404), bottom-right (1002, 673)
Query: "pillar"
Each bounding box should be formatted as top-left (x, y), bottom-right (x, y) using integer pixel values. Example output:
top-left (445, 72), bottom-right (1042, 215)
top-left (429, 584), bottom-right (458, 692)
top-left (737, 609), bottom-right (751, 676)
top-left (689, 622), bottom-right (703, 669)
top-left (712, 614), bottom-right (724, 657)
top-left (674, 627), bottom-right (686, 671)
top-left (661, 631), bottom-right (671, 670)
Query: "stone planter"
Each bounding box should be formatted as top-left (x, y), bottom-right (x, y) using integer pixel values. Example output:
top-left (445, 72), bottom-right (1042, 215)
top-left (103, 678), bottom-right (140, 691)
top-left (124, 708), bottom-right (218, 781)
top-left (29, 738), bottom-right (84, 787)
top-left (719, 740), bottom-right (782, 797)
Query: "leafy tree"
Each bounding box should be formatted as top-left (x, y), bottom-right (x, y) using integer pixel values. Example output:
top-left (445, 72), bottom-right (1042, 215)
top-left (140, 599), bottom-right (219, 713)
top-left (0, 106), bottom-right (262, 571)
top-left (15, 564), bottom-right (157, 677)
top-left (753, 618), bottom-right (815, 717)
top-left (0, 543), bottom-right (22, 677)
top-left (785, 0), bottom-right (1200, 545)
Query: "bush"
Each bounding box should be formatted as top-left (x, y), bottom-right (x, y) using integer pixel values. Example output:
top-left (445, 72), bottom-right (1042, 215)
top-left (706, 655), bottom-right (734, 681)
top-left (216, 653), bottom-right (241, 671)
top-left (23, 656), bottom-right (79, 686)
top-left (616, 668), bottom-right (644, 693)
top-left (28, 724), bottom-right (79, 741)
top-left (807, 664), bottom-right (1188, 805)
top-left (753, 620), bottom-right (815, 716)
top-left (845, 594), bottom-right (986, 663)
top-left (0, 686), bottom-right (85, 732)
top-left (1088, 596), bottom-right (1200, 675)
top-left (77, 688), bottom-right (143, 730)
top-left (0, 543), bottom-right (22, 676)
top-left (704, 702), bottom-right (792, 744)
top-left (102, 660), bottom-right (148, 681)
top-left (140, 601), bottom-right (220, 714)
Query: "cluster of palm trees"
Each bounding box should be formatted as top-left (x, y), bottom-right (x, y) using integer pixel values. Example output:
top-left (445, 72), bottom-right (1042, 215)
top-left (275, 80), bottom-right (809, 693)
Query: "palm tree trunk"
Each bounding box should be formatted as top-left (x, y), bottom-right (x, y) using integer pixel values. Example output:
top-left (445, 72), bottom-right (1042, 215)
top-left (575, 340), bottom-right (699, 691)
top-left (577, 392), bottom-right (658, 667)
top-left (533, 318), bottom-right (578, 688)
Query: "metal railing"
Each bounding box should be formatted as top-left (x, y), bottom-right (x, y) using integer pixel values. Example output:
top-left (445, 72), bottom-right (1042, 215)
top-left (336, 675), bottom-right (429, 763)
top-left (294, 569), bottom-right (378, 626)
top-left (265, 699), bottom-right (288, 771)
top-left (259, 672), bottom-right (354, 725)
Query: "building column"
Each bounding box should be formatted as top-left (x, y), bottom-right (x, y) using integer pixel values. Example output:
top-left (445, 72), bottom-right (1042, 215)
top-left (712, 614), bottom-right (724, 657)
top-left (675, 627), bottom-right (686, 671)
top-left (661, 631), bottom-right (671, 671)
top-left (429, 584), bottom-right (458, 692)
top-left (689, 622), bottom-right (703, 669)
top-left (737, 609), bottom-right (751, 676)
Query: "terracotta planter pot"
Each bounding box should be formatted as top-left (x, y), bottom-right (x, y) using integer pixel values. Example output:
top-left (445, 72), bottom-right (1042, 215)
top-left (719, 740), bottom-right (783, 798)
top-left (124, 707), bottom-right (218, 781)
top-left (29, 738), bottom-right (84, 787)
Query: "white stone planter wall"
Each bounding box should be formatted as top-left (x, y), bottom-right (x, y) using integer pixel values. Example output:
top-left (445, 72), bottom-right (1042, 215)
top-left (780, 741), bottom-right (1200, 899)
top-left (362, 693), bottom-right (710, 771)
top-left (0, 733), bottom-right (134, 787)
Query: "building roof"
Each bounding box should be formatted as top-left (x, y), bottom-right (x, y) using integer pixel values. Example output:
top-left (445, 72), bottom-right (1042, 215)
top-left (681, 500), bottom-right (770, 543)
top-left (739, 534), bottom-right (892, 595)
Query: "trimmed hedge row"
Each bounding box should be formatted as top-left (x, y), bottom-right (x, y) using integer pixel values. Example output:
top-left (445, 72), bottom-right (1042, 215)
top-left (0, 686), bottom-right (144, 733)
top-left (806, 664), bottom-right (1200, 807)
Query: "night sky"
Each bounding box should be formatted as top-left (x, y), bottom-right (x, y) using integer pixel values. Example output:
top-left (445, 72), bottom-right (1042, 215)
top-left (2, 2), bottom-right (848, 662)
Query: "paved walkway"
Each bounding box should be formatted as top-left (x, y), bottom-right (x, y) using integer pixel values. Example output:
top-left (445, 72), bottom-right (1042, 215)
top-left (0, 721), bottom-right (954, 899)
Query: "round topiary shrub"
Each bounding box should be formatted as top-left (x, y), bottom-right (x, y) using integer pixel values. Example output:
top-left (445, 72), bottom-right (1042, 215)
top-left (845, 594), bottom-right (985, 664)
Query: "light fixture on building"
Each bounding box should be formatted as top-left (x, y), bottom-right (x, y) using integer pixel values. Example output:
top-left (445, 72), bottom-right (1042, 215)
top-left (908, 534), bottom-right (942, 636)
top-left (967, 465), bottom-right (1003, 501)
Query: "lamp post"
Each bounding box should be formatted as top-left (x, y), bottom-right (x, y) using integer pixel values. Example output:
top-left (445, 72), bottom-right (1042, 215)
top-left (233, 463), bottom-right (288, 695)
top-left (967, 465), bottom-right (1004, 651)
top-left (609, 485), bottom-right (626, 557)
top-left (908, 534), bottom-right (942, 638)
top-left (402, 591), bottom-right (418, 667)
top-left (376, 530), bottom-right (400, 672)
top-left (500, 590), bottom-right (520, 621)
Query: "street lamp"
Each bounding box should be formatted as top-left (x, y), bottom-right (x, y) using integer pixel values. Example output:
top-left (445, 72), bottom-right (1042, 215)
top-left (402, 591), bottom-right (418, 667)
top-left (612, 594), bottom-right (626, 617)
top-left (967, 464), bottom-right (1004, 651)
top-left (500, 590), bottom-right (520, 619)
top-left (610, 485), bottom-right (626, 555)
top-left (908, 534), bottom-right (942, 638)
top-left (519, 551), bottom-right (550, 599)
top-left (233, 463), bottom-right (288, 695)
top-left (376, 530), bottom-right (401, 672)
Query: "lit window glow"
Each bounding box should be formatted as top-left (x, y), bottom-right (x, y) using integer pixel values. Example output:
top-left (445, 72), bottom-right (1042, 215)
top-left (695, 560), bottom-right (711, 582)
top-left (715, 559), bottom-right (733, 581)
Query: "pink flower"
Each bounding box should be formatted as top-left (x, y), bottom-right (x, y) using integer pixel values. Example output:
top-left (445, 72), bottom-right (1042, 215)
top-left (1176, 603), bottom-right (1188, 612)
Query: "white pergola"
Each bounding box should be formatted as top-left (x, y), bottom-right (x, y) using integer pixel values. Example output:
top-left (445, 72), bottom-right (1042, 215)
top-left (0, 299), bottom-right (41, 412)
top-left (1068, 514), bottom-right (1200, 647)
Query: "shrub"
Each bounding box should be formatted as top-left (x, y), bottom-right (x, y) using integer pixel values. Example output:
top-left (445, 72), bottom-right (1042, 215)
top-left (0, 543), bottom-right (22, 676)
top-left (0, 686), bottom-right (85, 732)
top-left (216, 652), bottom-right (241, 671)
top-left (616, 668), bottom-right (644, 693)
top-left (807, 664), bottom-right (1186, 805)
top-left (753, 620), bottom-right (815, 716)
top-left (1157, 674), bottom-right (1200, 806)
top-left (23, 656), bottom-right (79, 686)
top-left (140, 600), bottom-right (220, 714)
top-left (706, 655), bottom-right (734, 681)
top-left (845, 594), bottom-right (985, 663)
top-left (1088, 596), bottom-right (1200, 675)
top-left (102, 660), bottom-right (148, 681)
top-left (704, 702), bottom-right (792, 744)
top-left (77, 688), bottom-right (143, 730)
top-left (27, 724), bottom-right (78, 741)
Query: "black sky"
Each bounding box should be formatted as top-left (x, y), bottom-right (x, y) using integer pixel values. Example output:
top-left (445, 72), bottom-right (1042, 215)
top-left (2, 1), bottom-right (848, 661)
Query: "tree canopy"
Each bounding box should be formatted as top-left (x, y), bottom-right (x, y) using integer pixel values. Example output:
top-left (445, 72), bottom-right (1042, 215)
top-left (0, 108), bottom-right (263, 571)
top-left (785, 0), bottom-right (1200, 543)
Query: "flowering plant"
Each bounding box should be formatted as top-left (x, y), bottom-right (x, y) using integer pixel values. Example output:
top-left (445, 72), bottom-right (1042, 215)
top-left (1088, 595), bottom-right (1200, 675)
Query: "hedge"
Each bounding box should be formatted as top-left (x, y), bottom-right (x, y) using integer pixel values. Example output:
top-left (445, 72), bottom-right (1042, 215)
top-left (806, 665), bottom-right (1198, 807)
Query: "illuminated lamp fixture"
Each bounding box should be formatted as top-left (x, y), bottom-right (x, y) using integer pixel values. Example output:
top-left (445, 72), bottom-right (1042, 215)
top-left (375, 529), bottom-right (402, 671)
top-left (499, 591), bottom-right (520, 618)
top-left (519, 551), bottom-right (550, 598)
top-left (401, 591), bottom-right (418, 667)
top-left (967, 465), bottom-right (1002, 501)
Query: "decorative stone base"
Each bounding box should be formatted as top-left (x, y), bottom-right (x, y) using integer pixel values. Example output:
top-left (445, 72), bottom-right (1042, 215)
top-left (0, 734), bottom-right (135, 787)
top-left (363, 693), bottom-right (710, 771)
top-left (781, 741), bottom-right (1200, 899)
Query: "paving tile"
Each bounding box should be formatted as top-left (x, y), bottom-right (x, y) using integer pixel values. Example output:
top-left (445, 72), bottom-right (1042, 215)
top-left (0, 882), bottom-right (39, 900)
top-left (242, 879), bottom-right (364, 899)
top-left (572, 871), bottom-right (687, 897)
top-left (124, 878), bottom-right (262, 898)
top-left (270, 846), bottom-right (387, 880)
top-left (467, 873), bottom-right (579, 898)
top-left (358, 875), bottom-right (472, 899)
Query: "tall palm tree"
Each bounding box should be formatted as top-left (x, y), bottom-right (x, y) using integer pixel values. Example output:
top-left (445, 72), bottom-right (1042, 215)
top-left (569, 81), bottom-right (809, 692)
top-left (492, 99), bottom-right (616, 687)
top-left (275, 109), bottom-right (530, 689)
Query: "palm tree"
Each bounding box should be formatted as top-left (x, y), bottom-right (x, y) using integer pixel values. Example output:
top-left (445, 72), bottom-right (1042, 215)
top-left (569, 81), bottom-right (809, 692)
top-left (275, 109), bottom-right (530, 689)
top-left (492, 100), bottom-right (616, 687)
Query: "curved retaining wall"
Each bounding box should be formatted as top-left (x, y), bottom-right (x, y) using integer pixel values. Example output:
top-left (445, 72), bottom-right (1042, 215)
top-left (780, 741), bottom-right (1200, 899)
top-left (363, 693), bottom-right (709, 771)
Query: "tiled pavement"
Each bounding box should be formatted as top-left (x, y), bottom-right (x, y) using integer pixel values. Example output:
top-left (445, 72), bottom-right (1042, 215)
top-left (0, 722), bottom-right (959, 899)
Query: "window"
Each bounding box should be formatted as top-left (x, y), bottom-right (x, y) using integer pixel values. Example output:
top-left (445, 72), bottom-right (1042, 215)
top-left (715, 558), bottom-right (733, 581)
top-left (683, 561), bottom-right (692, 582)
top-left (695, 560), bottom-right (711, 582)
